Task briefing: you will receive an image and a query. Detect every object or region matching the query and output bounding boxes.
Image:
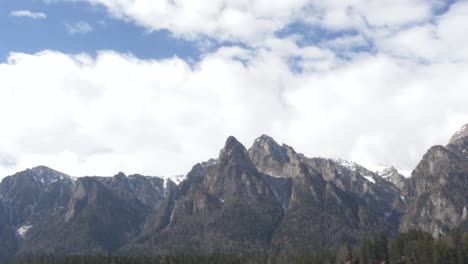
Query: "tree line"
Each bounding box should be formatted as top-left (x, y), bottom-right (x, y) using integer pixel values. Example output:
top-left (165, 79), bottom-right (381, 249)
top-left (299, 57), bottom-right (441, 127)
top-left (6, 229), bottom-right (468, 264)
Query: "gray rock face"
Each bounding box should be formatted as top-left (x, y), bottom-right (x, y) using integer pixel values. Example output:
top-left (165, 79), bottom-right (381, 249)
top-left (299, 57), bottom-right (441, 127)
top-left (0, 166), bottom-right (75, 260)
top-left (0, 166), bottom-right (74, 226)
top-left (19, 175), bottom-right (156, 255)
top-left (400, 124), bottom-right (468, 237)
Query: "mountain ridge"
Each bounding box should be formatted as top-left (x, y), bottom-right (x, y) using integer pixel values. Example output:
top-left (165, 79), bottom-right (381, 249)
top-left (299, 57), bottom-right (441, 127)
top-left (0, 125), bottom-right (467, 260)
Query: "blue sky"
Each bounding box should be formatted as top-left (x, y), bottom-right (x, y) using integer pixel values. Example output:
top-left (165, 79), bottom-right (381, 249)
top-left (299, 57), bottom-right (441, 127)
top-left (0, 0), bottom-right (468, 178)
top-left (1, 0), bottom-right (456, 63)
top-left (0, 0), bottom-right (200, 62)
top-left (0, 0), bottom-right (382, 63)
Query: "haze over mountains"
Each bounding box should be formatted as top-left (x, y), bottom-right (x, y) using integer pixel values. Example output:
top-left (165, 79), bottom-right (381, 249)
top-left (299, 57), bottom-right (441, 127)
top-left (1, 124), bottom-right (468, 260)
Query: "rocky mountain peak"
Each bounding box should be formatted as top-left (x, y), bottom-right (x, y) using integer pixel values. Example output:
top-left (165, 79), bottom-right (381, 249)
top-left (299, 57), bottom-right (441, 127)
top-left (114, 172), bottom-right (127, 179)
top-left (401, 126), bottom-right (468, 236)
top-left (30, 165), bottom-right (56, 174)
top-left (378, 166), bottom-right (398, 175)
top-left (219, 136), bottom-right (252, 166)
top-left (2, 129), bottom-right (468, 258)
top-left (447, 123), bottom-right (468, 158)
top-left (225, 135), bottom-right (243, 148)
top-left (256, 134), bottom-right (275, 143)
top-left (250, 134), bottom-right (290, 164)
top-left (376, 166), bottom-right (406, 189)
top-left (28, 165), bottom-right (70, 182)
top-left (449, 123), bottom-right (468, 145)
top-left (247, 135), bottom-right (301, 178)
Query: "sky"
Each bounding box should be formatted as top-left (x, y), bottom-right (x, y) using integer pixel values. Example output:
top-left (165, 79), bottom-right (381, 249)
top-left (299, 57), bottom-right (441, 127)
top-left (1, 0), bottom-right (468, 178)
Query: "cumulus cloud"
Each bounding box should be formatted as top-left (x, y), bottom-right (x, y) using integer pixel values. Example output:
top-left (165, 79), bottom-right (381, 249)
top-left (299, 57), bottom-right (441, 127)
top-left (65, 21), bottom-right (93, 35)
top-left (9, 10), bottom-right (47, 20)
top-left (1, 38), bottom-right (468, 178)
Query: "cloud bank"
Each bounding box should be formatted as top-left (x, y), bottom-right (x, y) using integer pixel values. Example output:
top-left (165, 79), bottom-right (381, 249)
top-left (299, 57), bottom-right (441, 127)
top-left (1, 0), bottom-right (467, 178)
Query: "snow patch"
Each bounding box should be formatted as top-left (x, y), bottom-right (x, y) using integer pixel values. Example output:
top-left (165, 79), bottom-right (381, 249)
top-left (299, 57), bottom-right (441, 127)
top-left (333, 158), bottom-right (360, 171)
top-left (368, 164), bottom-right (412, 178)
top-left (367, 164), bottom-right (390, 174)
top-left (455, 124), bottom-right (467, 135)
top-left (264, 171), bottom-right (288, 178)
top-left (70, 176), bottom-right (79, 182)
top-left (17, 225), bottom-right (32, 238)
top-left (363, 176), bottom-right (375, 184)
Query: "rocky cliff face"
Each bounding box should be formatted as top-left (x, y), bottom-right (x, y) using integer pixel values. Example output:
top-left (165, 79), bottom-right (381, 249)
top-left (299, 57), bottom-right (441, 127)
top-left (400, 124), bottom-right (468, 237)
top-left (1, 126), bottom-right (468, 259)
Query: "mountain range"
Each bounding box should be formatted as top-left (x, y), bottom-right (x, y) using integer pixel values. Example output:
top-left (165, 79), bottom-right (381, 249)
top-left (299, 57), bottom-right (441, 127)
top-left (1, 124), bottom-right (468, 260)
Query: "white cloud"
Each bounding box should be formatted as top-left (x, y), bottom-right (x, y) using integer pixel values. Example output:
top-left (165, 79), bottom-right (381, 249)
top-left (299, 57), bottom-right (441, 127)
top-left (378, 1), bottom-right (468, 62)
top-left (1, 40), bottom-right (468, 178)
top-left (307, 0), bottom-right (434, 30)
top-left (65, 21), bottom-right (93, 35)
top-left (9, 10), bottom-right (47, 20)
top-left (75, 0), bottom-right (438, 45)
top-left (81, 0), bottom-right (308, 44)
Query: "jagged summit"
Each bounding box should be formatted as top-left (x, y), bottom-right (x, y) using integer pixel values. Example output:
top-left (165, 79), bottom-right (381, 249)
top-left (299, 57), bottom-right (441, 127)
top-left (30, 165), bottom-right (55, 171)
top-left (449, 123), bottom-right (468, 145)
top-left (222, 136), bottom-right (245, 153)
top-left (375, 166), bottom-right (406, 189)
top-left (254, 134), bottom-right (277, 144)
top-left (250, 134), bottom-right (290, 166)
top-left (15, 165), bottom-right (72, 186)
top-left (114, 172), bottom-right (127, 178)
top-left (400, 125), bottom-right (468, 237)
top-left (219, 136), bottom-right (251, 164)
top-left (2, 129), bottom-right (468, 258)
top-left (447, 123), bottom-right (468, 158)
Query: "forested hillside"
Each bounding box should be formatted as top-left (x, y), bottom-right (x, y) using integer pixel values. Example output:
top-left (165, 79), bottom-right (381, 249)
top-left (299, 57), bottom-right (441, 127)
top-left (7, 229), bottom-right (468, 264)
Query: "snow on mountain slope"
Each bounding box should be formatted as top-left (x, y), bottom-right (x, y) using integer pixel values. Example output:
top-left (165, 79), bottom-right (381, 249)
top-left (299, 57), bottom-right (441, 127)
top-left (17, 225), bottom-right (32, 238)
